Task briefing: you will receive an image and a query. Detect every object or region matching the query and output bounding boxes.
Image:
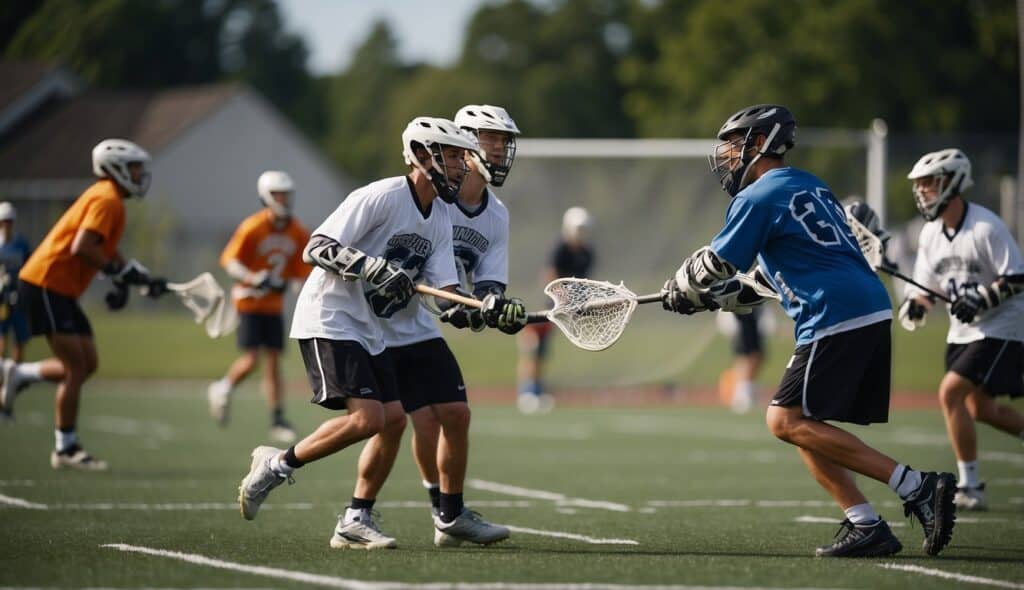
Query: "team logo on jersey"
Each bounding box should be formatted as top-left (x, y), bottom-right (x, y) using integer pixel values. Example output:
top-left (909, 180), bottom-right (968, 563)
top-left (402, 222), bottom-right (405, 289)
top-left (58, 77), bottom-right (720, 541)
top-left (934, 256), bottom-right (982, 276)
top-left (257, 234), bottom-right (298, 256)
top-left (386, 233), bottom-right (432, 258)
top-left (452, 225), bottom-right (490, 253)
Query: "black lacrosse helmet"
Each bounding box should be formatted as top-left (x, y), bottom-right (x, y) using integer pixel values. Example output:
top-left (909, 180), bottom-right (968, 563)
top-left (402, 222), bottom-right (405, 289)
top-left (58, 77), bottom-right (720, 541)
top-left (709, 104), bottom-right (797, 197)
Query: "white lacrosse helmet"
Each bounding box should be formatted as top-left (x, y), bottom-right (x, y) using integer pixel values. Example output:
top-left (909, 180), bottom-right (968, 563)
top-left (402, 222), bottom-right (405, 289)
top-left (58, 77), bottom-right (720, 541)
top-left (92, 139), bottom-right (151, 198)
top-left (907, 148), bottom-right (973, 221)
top-left (402, 117), bottom-right (478, 203)
top-left (455, 104), bottom-right (521, 186)
top-left (0, 202), bottom-right (15, 222)
top-left (257, 170), bottom-right (294, 218)
top-left (562, 206), bottom-right (592, 242)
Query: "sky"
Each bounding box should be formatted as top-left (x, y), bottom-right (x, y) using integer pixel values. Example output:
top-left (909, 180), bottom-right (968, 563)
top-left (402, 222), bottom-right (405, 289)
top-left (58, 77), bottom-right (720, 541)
top-left (277, 0), bottom-right (487, 75)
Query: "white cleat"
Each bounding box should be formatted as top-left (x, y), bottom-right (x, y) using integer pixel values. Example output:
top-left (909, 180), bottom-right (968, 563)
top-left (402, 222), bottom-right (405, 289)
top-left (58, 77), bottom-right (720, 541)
top-left (731, 388), bottom-right (754, 414)
top-left (270, 422), bottom-right (297, 444)
top-left (238, 445), bottom-right (290, 520)
top-left (50, 446), bottom-right (109, 471)
top-left (329, 510), bottom-right (397, 550)
top-left (207, 379), bottom-right (231, 427)
top-left (536, 393), bottom-right (555, 414)
top-left (0, 358), bottom-right (19, 419)
top-left (517, 393), bottom-right (540, 414)
top-left (433, 508), bottom-right (509, 547)
top-left (954, 484), bottom-right (987, 511)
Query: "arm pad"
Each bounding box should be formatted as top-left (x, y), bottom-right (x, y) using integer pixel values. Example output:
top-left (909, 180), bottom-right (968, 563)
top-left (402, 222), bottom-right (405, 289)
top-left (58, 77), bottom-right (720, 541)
top-left (303, 235), bottom-right (369, 280)
top-left (986, 274), bottom-right (1024, 309)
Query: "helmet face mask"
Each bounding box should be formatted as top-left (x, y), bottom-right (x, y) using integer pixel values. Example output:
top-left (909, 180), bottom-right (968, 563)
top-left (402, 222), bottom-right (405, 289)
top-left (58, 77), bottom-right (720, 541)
top-left (709, 131), bottom-right (758, 198)
top-left (708, 104), bottom-right (796, 197)
top-left (907, 149), bottom-right (973, 221)
top-left (454, 105), bottom-right (520, 187)
top-left (402, 117), bottom-right (478, 204)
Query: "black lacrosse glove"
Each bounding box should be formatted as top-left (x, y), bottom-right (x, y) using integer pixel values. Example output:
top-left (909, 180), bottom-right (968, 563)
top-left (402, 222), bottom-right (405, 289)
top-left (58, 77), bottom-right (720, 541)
top-left (143, 277), bottom-right (168, 299)
top-left (362, 257), bottom-right (415, 318)
top-left (106, 258), bottom-right (152, 288)
top-left (439, 303), bottom-right (486, 331)
top-left (661, 278), bottom-right (718, 315)
top-left (481, 294), bottom-right (527, 334)
top-left (255, 274), bottom-right (287, 294)
top-left (951, 282), bottom-right (995, 324)
top-left (105, 283), bottom-right (130, 311)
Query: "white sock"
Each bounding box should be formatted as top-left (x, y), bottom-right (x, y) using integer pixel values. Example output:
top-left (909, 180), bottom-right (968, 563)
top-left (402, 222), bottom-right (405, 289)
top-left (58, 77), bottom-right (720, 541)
top-left (270, 453), bottom-right (293, 477)
top-left (844, 503), bottom-right (880, 525)
top-left (55, 429), bottom-right (77, 453)
top-left (14, 362), bottom-right (42, 382)
top-left (888, 464), bottom-right (923, 500)
top-left (344, 506), bottom-right (368, 523)
top-left (957, 460), bottom-right (979, 488)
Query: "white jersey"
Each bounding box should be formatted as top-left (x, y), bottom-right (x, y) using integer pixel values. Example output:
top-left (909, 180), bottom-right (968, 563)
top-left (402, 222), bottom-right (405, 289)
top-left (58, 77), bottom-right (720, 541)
top-left (381, 188), bottom-right (510, 348)
top-left (908, 202), bottom-right (1024, 343)
top-left (290, 176), bottom-right (459, 355)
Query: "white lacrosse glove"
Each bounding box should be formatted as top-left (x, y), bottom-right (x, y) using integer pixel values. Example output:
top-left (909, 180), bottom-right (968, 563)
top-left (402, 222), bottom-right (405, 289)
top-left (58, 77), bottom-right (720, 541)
top-left (706, 272), bottom-right (780, 314)
top-left (898, 297), bottom-right (928, 331)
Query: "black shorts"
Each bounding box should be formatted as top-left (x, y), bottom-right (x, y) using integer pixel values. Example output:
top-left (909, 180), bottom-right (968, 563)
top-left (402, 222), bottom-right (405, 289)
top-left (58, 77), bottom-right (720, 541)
top-left (946, 338), bottom-right (1024, 398)
top-left (772, 320), bottom-right (891, 425)
top-left (237, 312), bottom-right (284, 350)
top-left (388, 338), bottom-right (466, 413)
top-left (732, 308), bottom-right (763, 355)
top-left (298, 338), bottom-right (399, 410)
top-left (17, 280), bottom-right (92, 337)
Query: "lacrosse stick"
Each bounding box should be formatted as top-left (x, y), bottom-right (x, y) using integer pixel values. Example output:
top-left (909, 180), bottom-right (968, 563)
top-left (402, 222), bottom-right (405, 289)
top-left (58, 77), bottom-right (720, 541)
top-left (845, 213), bottom-right (951, 303)
top-left (417, 280), bottom-right (660, 352)
top-left (151, 272), bottom-right (238, 338)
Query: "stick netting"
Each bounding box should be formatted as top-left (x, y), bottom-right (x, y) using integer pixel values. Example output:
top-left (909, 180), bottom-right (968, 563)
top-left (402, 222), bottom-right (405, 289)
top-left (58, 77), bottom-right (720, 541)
top-left (168, 272), bottom-right (237, 338)
top-left (543, 278), bottom-right (639, 352)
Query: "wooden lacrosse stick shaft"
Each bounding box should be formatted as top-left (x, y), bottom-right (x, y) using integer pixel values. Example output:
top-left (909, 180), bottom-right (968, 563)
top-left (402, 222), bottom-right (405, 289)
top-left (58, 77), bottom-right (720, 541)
top-left (414, 284), bottom-right (483, 308)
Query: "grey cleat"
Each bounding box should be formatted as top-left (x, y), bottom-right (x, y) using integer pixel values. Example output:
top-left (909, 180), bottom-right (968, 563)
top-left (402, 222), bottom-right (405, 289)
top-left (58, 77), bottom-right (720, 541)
top-left (50, 445), bottom-right (109, 471)
top-left (329, 510), bottom-right (397, 550)
top-left (238, 445), bottom-right (292, 520)
top-left (433, 508), bottom-right (510, 547)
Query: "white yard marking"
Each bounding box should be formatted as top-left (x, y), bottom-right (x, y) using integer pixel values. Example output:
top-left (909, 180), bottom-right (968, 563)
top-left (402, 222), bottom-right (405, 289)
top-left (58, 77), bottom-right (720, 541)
top-left (0, 480), bottom-right (35, 487)
top-left (980, 451), bottom-right (1024, 466)
top-left (377, 500), bottom-right (533, 509)
top-left (504, 525), bottom-right (638, 545)
top-left (101, 543), bottom-right (845, 590)
top-left (469, 479), bottom-right (631, 512)
top-left (991, 478), bottom-right (1024, 486)
top-left (795, 516), bottom-right (904, 527)
top-left (0, 493), bottom-right (47, 510)
top-left (879, 564), bottom-right (1024, 589)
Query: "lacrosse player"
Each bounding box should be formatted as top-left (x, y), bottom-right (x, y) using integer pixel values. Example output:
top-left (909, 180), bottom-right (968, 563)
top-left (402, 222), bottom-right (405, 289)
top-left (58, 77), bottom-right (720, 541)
top-left (899, 148), bottom-right (1024, 511)
top-left (517, 206), bottom-right (594, 413)
top-left (207, 171), bottom-right (311, 442)
top-left (0, 139), bottom-right (166, 470)
top-left (717, 306), bottom-right (766, 414)
top-left (0, 202), bottom-right (33, 363)
top-left (237, 118), bottom-right (475, 547)
top-left (661, 104), bottom-right (957, 558)
top-left (331, 106), bottom-right (525, 549)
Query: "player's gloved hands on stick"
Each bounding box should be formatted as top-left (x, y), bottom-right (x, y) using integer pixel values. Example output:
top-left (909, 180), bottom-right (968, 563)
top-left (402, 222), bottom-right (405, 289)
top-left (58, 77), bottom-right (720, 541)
top-left (439, 303), bottom-right (485, 332)
top-left (362, 256), bottom-right (415, 312)
top-left (481, 294), bottom-right (527, 334)
top-left (950, 282), bottom-right (994, 324)
top-left (661, 278), bottom-right (718, 315)
top-left (142, 277), bottom-right (168, 299)
top-left (255, 273), bottom-right (287, 294)
top-left (106, 258), bottom-right (152, 287)
top-left (897, 296), bottom-right (928, 331)
top-left (105, 283), bottom-right (129, 311)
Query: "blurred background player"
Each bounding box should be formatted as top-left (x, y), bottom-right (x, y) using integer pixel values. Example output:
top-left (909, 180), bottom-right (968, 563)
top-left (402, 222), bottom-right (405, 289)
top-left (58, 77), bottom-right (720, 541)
top-left (236, 117), bottom-right (471, 550)
top-left (716, 306), bottom-right (767, 414)
top-left (0, 139), bottom-right (165, 470)
top-left (208, 170), bottom-right (311, 443)
top-left (899, 148), bottom-right (1024, 512)
top-left (516, 205), bottom-right (594, 413)
top-left (0, 202), bottom-right (33, 363)
top-left (662, 104), bottom-right (956, 558)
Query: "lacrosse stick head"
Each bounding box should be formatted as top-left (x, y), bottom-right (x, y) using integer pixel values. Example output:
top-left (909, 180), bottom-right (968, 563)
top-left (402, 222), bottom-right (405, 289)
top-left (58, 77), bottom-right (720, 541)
top-left (167, 272), bottom-right (237, 338)
top-left (844, 213), bottom-right (884, 269)
top-left (542, 278), bottom-right (639, 352)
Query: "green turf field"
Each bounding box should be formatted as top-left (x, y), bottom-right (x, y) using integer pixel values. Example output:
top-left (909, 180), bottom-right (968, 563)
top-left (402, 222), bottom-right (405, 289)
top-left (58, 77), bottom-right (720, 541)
top-left (1, 381), bottom-right (1021, 588)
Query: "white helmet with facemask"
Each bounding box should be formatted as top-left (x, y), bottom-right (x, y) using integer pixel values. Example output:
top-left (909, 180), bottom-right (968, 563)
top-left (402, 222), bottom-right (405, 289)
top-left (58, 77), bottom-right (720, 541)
top-left (402, 117), bottom-right (477, 203)
top-left (92, 139), bottom-right (151, 198)
top-left (455, 105), bottom-right (521, 187)
top-left (907, 149), bottom-right (973, 221)
top-left (562, 206), bottom-right (592, 243)
top-left (257, 170), bottom-right (295, 218)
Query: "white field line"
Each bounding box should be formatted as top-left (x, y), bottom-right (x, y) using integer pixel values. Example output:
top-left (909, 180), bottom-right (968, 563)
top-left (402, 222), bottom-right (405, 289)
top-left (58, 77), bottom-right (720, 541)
top-left (795, 516), bottom-right (905, 528)
top-left (991, 478), bottom-right (1024, 486)
top-left (980, 451), bottom-right (1024, 466)
top-left (101, 543), bottom-right (846, 590)
top-left (469, 479), bottom-right (631, 512)
top-left (0, 493), bottom-right (47, 510)
top-left (795, 515), bottom-right (1014, 526)
top-left (504, 525), bottom-right (638, 545)
top-left (878, 563), bottom-right (1024, 589)
top-left (0, 480), bottom-right (35, 486)
top-left (649, 500), bottom-right (833, 508)
top-left (377, 500), bottom-right (533, 509)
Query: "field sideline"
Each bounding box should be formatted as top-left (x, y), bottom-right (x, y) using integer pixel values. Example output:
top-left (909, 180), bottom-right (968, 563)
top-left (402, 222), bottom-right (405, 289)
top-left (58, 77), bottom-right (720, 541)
top-left (1, 381), bottom-right (1021, 588)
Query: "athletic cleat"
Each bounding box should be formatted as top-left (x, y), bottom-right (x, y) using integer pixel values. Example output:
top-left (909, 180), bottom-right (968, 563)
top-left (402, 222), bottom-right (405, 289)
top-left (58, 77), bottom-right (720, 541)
top-left (207, 380), bottom-right (231, 426)
top-left (50, 445), bottom-right (109, 471)
top-left (433, 508), bottom-right (509, 547)
top-left (954, 484), bottom-right (987, 511)
top-left (329, 510), bottom-right (397, 550)
top-left (270, 420), bottom-right (297, 444)
top-left (517, 393), bottom-right (540, 414)
top-left (238, 445), bottom-right (292, 520)
top-left (815, 519), bottom-right (902, 558)
top-left (903, 471), bottom-right (957, 556)
top-left (0, 358), bottom-right (19, 418)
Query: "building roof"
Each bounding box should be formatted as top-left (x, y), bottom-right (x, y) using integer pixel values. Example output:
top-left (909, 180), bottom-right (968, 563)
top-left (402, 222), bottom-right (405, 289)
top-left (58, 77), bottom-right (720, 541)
top-left (0, 61), bottom-right (63, 113)
top-left (0, 82), bottom-right (241, 179)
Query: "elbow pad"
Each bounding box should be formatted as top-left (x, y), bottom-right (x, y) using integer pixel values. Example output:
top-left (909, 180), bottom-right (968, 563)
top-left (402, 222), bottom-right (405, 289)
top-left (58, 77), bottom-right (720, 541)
top-left (304, 235), bottom-right (369, 281)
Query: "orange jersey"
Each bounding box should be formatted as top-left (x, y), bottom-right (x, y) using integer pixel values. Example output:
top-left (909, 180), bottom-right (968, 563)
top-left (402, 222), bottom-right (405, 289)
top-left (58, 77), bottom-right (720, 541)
top-left (221, 210), bottom-right (311, 314)
top-left (19, 179), bottom-right (126, 298)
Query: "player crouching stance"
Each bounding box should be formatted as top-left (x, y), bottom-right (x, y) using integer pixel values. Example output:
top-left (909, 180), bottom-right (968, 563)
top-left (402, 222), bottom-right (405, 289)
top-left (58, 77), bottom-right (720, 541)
top-left (208, 170), bottom-right (311, 442)
top-left (899, 149), bottom-right (1024, 511)
top-left (236, 118), bottom-right (473, 548)
top-left (0, 139), bottom-right (166, 470)
top-left (662, 105), bottom-right (956, 557)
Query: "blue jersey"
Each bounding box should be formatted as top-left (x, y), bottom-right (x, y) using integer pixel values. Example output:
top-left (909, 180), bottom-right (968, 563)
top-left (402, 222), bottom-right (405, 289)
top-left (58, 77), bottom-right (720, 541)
top-left (709, 167), bottom-right (891, 345)
top-left (0, 235), bottom-right (31, 280)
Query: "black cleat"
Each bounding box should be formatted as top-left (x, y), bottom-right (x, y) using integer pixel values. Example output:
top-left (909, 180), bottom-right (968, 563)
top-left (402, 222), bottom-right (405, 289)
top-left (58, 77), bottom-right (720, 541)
top-left (903, 471), bottom-right (956, 556)
top-left (815, 518), bottom-right (903, 558)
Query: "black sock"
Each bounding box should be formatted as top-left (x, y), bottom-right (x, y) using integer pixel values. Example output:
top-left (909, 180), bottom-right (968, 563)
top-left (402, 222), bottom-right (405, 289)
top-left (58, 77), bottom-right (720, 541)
top-left (350, 497), bottom-right (375, 511)
top-left (439, 492), bottom-right (463, 523)
top-left (427, 485), bottom-right (441, 510)
top-left (272, 407), bottom-right (284, 424)
top-left (283, 446), bottom-right (305, 469)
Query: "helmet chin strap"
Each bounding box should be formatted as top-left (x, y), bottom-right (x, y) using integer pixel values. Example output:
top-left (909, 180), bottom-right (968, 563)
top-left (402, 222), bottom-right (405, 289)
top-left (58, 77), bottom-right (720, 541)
top-left (469, 152), bottom-right (493, 184)
top-left (735, 123), bottom-right (781, 195)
